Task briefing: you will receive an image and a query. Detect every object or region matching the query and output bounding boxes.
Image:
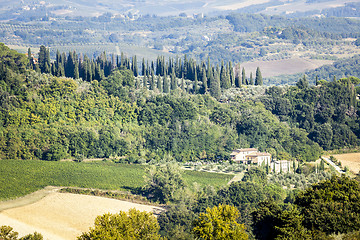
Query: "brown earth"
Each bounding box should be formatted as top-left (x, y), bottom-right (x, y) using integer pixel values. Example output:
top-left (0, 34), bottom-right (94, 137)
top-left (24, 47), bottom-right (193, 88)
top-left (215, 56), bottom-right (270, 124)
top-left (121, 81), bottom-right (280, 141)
top-left (0, 190), bottom-right (163, 240)
top-left (331, 153), bottom-right (360, 174)
top-left (241, 57), bottom-right (333, 77)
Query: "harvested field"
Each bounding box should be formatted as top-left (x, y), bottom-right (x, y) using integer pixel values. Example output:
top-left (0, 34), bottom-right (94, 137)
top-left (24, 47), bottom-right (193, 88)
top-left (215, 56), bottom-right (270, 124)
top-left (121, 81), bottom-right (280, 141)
top-left (241, 57), bottom-right (333, 77)
top-left (0, 191), bottom-right (163, 240)
top-left (332, 153), bottom-right (360, 174)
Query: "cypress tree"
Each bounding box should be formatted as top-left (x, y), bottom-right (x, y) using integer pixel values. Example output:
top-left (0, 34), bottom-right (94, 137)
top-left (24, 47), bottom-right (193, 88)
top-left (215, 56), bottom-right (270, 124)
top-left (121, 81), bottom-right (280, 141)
top-left (143, 75), bottom-right (147, 88)
top-left (38, 45), bottom-right (50, 74)
top-left (65, 51), bottom-right (75, 78)
top-left (229, 61), bottom-right (235, 86)
top-left (132, 56), bottom-right (138, 77)
top-left (120, 52), bottom-right (125, 67)
top-left (157, 74), bottom-right (162, 92)
top-left (193, 70), bottom-right (198, 94)
top-left (73, 52), bottom-right (79, 79)
top-left (150, 70), bottom-right (155, 90)
top-left (207, 56), bottom-right (211, 79)
top-left (315, 75), bottom-right (319, 86)
top-left (27, 48), bottom-right (34, 69)
top-left (250, 72), bottom-right (254, 85)
top-left (210, 71), bottom-right (221, 99)
top-left (220, 61), bottom-right (230, 89)
top-left (163, 72), bottom-right (169, 93)
top-left (202, 68), bottom-right (208, 93)
top-left (255, 67), bottom-right (263, 86)
top-left (242, 67), bottom-right (246, 85)
top-left (142, 58), bottom-right (146, 76)
top-left (170, 68), bottom-right (177, 91)
top-left (181, 75), bottom-right (185, 91)
top-left (235, 64), bottom-right (241, 87)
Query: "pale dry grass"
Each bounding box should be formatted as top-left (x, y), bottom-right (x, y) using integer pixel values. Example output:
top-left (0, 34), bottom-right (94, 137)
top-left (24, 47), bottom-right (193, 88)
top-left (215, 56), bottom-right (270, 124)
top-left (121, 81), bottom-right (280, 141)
top-left (0, 191), bottom-right (163, 240)
top-left (332, 153), bottom-right (360, 174)
top-left (241, 57), bottom-right (333, 77)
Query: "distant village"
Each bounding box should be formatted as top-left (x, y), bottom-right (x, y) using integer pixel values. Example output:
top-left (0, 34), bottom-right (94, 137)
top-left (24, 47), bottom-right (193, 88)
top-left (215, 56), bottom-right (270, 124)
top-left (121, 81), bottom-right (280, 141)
top-left (230, 148), bottom-right (290, 173)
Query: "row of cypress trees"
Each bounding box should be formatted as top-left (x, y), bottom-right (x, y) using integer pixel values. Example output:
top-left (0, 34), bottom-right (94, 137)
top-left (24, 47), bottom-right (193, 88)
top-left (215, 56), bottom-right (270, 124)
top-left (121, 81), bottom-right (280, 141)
top-left (28, 45), bottom-right (263, 98)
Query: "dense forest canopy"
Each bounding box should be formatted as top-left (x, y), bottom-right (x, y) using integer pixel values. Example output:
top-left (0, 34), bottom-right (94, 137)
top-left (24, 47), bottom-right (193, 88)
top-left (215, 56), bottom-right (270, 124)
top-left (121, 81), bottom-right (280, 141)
top-left (0, 43), bottom-right (359, 163)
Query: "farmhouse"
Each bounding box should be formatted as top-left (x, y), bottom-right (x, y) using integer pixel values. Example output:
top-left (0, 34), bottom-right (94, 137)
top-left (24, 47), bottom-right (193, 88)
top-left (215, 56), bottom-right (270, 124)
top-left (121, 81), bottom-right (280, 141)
top-left (230, 148), bottom-right (271, 166)
top-left (231, 148), bottom-right (291, 173)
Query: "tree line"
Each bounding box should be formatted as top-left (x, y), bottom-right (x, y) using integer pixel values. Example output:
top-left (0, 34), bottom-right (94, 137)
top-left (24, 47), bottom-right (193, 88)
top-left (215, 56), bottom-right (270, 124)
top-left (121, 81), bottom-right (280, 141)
top-left (28, 45), bottom-right (263, 99)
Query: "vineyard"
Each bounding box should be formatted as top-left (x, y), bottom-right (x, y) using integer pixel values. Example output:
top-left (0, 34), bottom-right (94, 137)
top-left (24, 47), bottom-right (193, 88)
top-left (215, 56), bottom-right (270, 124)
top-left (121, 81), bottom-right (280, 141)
top-left (0, 159), bottom-right (232, 201)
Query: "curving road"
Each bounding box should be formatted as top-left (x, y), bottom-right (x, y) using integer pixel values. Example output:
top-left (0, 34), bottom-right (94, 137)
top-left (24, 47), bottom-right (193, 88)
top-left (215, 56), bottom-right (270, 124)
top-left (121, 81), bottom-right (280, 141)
top-left (322, 157), bottom-right (345, 174)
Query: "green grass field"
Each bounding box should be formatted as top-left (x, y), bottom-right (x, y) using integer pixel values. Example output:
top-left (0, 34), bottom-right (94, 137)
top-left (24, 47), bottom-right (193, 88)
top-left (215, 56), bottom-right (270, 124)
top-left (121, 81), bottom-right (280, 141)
top-left (0, 159), bottom-right (232, 201)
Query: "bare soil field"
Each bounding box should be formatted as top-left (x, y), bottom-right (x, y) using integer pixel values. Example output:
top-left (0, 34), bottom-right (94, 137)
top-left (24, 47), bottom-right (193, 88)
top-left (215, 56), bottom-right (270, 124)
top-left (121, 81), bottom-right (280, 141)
top-left (332, 153), bottom-right (360, 174)
top-left (241, 57), bottom-right (333, 77)
top-left (213, 0), bottom-right (271, 10)
top-left (0, 190), bottom-right (163, 240)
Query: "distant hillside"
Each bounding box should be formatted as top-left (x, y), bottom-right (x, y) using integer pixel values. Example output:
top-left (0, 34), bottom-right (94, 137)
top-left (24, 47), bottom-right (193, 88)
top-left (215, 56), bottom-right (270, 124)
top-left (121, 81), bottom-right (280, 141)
top-left (1, 0), bottom-right (360, 18)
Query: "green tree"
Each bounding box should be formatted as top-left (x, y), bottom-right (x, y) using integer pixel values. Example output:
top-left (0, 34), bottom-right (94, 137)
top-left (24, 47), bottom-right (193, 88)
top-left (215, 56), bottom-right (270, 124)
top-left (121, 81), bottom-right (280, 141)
top-left (0, 226), bottom-right (18, 240)
top-left (295, 175), bottom-right (360, 235)
top-left (202, 68), bottom-right (208, 92)
top-left (255, 67), bottom-right (263, 86)
top-left (163, 73), bottom-right (169, 93)
top-left (38, 45), bottom-right (50, 74)
top-left (193, 204), bottom-right (248, 240)
top-left (249, 72), bottom-right (254, 85)
top-left (157, 74), bottom-right (162, 92)
top-left (242, 168), bottom-right (267, 184)
top-left (77, 208), bottom-right (161, 240)
top-left (252, 200), bottom-right (309, 240)
top-left (193, 70), bottom-right (198, 93)
top-left (20, 232), bottom-right (43, 240)
top-left (296, 75), bottom-right (308, 89)
top-left (209, 71), bottom-right (221, 99)
top-left (242, 67), bottom-right (246, 85)
top-left (144, 162), bottom-right (186, 203)
top-left (158, 204), bottom-right (197, 240)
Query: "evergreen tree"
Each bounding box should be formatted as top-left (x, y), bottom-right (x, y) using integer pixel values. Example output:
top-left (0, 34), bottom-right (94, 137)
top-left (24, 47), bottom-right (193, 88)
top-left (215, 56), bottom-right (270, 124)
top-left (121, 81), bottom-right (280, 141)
top-left (229, 61), bottom-right (235, 87)
top-left (163, 72), bottom-right (169, 93)
top-left (202, 68), bottom-right (208, 93)
top-left (181, 75), bottom-right (185, 91)
top-left (315, 75), bottom-right (319, 86)
top-left (73, 52), bottom-right (79, 79)
top-left (142, 58), bottom-right (146, 76)
top-left (255, 67), bottom-right (263, 86)
top-left (150, 70), bottom-right (155, 90)
top-left (143, 75), bottom-right (147, 88)
top-left (65, 51), bottom-right (75, 78)
top-left (170, 68), bottom-right (177, 91)
top-left (27, 48), bottom-right (33, 69)
top-left (132, 56), bottom-right (138, 77)
top-left (38, 45), bottom-right (50, 74)
top-left (235, 64), bottom-right (241, 87)
top-left (296, 75), bottom-right (308, 89)
top-left (193, 70), bottom-right (198, 94)
top-left (210, 71), bottom-right (221, 99)
top-left (242, 67), bottom-right (246, 85)
top-left (220, 61), bottom-right (230, 89)
top-left (250, 72), bottom-right (254, 85)
top-left (157, 74), bottom-right (162, 92)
